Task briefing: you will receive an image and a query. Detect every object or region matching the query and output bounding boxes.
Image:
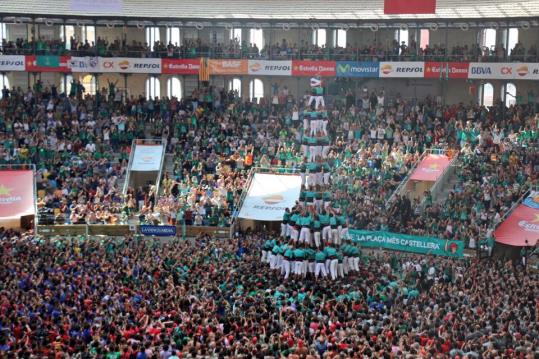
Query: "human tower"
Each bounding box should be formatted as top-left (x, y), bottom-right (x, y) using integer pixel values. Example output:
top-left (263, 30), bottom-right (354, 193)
top-left (261, 76), bottom-right (362, 280)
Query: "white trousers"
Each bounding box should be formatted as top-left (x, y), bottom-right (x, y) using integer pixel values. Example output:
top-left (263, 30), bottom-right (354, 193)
top-left (291, 227), bottom-right (299, 242)
top-left (332, 229), bottom-right (340, 245)
top-left (282, 259), bottom-right (291, 279)
top-left (338, 263), bottom-right (345, 278)
top-left (299, 227), bottom-right (311, 244)
top-left (313, 231), bottom-right (321, 248)
top-left (281, 223), bottom-right (287, 237)
top-left (341, 227), bottom-right (349, 241)
top-left (315, 262), bottom-right (327, 278)
top-left (322, 226), bottom-right (332, 242)
top-left (330, 259), bottom-right (338, 280)
top-left (323, 172), bottom-right (330, 185)
top-left (308, 95), bottom-right (325, 109)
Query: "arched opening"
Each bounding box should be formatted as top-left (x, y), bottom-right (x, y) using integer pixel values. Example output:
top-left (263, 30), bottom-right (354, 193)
top-left (0, 74), bottom-right (9, 98)
top-left (146, 76), bottom-right (160, 98)
top-left (334, 29), bottom-right (347, 48)
top-left (312, 29), bottom-right (327, 47)
top-left (166, 27), bottom-right (181, 46)
top-left (61, 74), bottom-right (73, 95)
top-left (146, 27), bottom-right (160, 51)
top-left (480, 29), bottom-right (496, 55)
top-left (249, 78), bottom-right (264, 103)
top-left (503, 83), bottom-right (517, 107)
top-left (81, 74), bottom-right (96, 95)
top-left (249, 28), bottom-right (264, 50)
top-left (167, 77), bottom-right (182, 99)
top-left (480, 82), bottom-right (494, 107)
top-left (228, 78), bottom-right (241, 97)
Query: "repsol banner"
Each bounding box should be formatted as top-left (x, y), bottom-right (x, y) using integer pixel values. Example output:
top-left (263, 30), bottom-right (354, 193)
top-left (379, 61), bottom-right (424, 78)
top-left (349, 229), bottom-right (464, 257)
top-left (0, 55), bottom-right (25, 71)
top-left (248, 60), bottom-right (292, 76)
top-left (140, 225), bottom-right (177, 236)
top-left (336, 61), bottom-right (379, 78)
top-left (98, 57), bottom-right (161, 73)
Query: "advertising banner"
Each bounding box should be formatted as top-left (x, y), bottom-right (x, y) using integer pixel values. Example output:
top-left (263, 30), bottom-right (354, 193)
top-left (409, 154), bottom-right (450, 182)
top-left (291, 60), bottom-right (336, 77)
top-left (0, 55), bottom-right (25, 71)
top-left (510, 63), bottom-right (539, 80)
top-left (69, 56), bottom-right (100, 73)
top-left (70, 0), bottom-right (123, 12)
top-left (247, 60), bottom-right (292, 76)
top-left (208, 59), bottom-right (247, 75)
top-left (384, 0), bottom-right (436, 14)
top-left (424, 62), bottom-right (469, 79)
top-left (140, 225), bottom-right (176, 236)
top-left (0, 170), bottom-right (35, 218)
top-left (98, 57), bottom-right (161, 73)
top-left (162, 58), bottom-right (200, 75)
top-left (379, 62), bottom-right (424, 78)
top-left (336, 61), bottom-right (379, 78)
top-left (494, 191), bottom-right (539, 247)
top-left (238, 173), bottom-right (302, 221)
top-left (131, 144), bottom-right (164, 171)
top-left (25, 55), bottom-right (71, 72)
top-left (468, 63), bottom-right (517, 80)
top-left (349, 229), bottom-right (464, 257)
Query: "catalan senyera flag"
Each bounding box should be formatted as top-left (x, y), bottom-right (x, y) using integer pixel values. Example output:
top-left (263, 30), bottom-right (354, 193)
top-left (0, 170), bottom-right (35, 218)
top-left (199, 57), bottom-right (210, 82)
top-left (384, 0), bottom-right (436, 14)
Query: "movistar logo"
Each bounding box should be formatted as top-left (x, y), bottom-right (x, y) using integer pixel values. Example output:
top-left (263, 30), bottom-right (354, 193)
top-left (338, 64), bottom-right (350, 73)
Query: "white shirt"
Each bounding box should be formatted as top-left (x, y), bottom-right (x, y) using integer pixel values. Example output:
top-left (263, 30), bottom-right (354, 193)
top-left (85, 143), bottom-right (96, 153)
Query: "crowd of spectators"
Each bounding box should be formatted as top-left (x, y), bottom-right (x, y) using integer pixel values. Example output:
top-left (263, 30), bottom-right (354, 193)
top-left (0, 82), bottom-right (148, 225)
top-left (2, 35), bottom-right (538, 62)
top-left (131, 84), bottom-right (538, 250)
top-left (0, 231), bottom-right (537, 357)
top-left (0, 75), bottom-right (536, 242)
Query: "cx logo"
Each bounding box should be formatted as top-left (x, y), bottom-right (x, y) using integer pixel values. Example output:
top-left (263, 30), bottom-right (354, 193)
top-left (501, 67), bottom-right (512, 75)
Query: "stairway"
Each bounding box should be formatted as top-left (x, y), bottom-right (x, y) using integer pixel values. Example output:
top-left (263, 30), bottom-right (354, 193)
top-left (433, 174), bottom-right (458, 205)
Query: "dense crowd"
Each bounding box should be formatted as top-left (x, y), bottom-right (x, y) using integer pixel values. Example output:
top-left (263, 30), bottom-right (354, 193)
top-left (0, 231), bottom-right (537, 358)
top-left (0, 83), bottom-right (144, 224)
top-left (2, 35), bottom-right (538, 62)
top-left (1, 77), bottom-right (536, 244)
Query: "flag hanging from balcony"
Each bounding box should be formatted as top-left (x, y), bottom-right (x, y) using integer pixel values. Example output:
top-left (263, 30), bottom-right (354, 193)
top-left (199, 57), bottom-right (210, 82)
top-left (384, 0), bottom-right (436, 14)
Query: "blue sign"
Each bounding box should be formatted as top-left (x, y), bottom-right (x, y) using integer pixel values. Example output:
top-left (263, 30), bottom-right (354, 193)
top-left (140, 225), bottom-right (177, 236)
top-left (336, 61), bottom-right (379, 78)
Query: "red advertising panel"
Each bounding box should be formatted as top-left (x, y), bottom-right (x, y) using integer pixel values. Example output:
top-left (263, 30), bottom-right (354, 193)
top-left (25, 55), bottom-right (71, 72)
top-left (494, 192), bottom-right (539, 247)
top-left (384, 0), bottom-right (436, 14)
top-left (424, 62), bottom-right (469, 79)
top-left (0, 170), bottom-right (35, 218)
top-left (292, 60), bottom-right (336, 77)
top-left (409, 154), bottom-right (450, 182)
top-left (161, 58), bottom-right (200, 75)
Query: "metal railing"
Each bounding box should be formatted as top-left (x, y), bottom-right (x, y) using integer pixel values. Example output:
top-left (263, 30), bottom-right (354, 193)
top-left (2, 44), bottom-right (538, 63)
top-left (385, 148), bottom-right (452, 209)
top-left (122, 138), bottom-right (167, 195)
top-left (420, 149), bottom-right (460, 210)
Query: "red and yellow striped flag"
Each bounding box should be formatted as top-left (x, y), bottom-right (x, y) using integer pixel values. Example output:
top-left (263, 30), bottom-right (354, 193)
top-left (199, 57), bottom-right (210, 82)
